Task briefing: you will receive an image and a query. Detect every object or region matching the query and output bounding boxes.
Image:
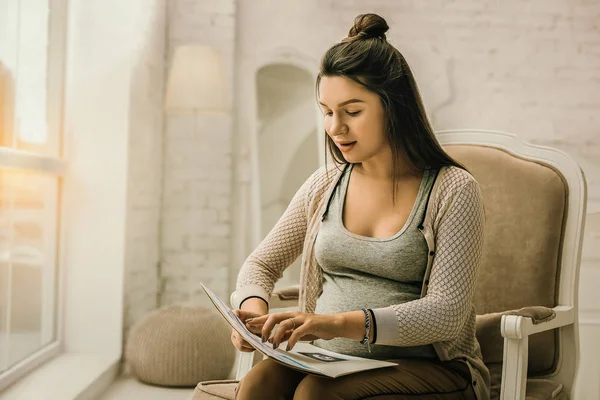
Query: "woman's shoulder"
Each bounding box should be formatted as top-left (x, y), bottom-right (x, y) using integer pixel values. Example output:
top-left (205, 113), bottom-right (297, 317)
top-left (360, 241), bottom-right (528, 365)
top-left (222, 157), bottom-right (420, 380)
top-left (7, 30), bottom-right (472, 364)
top-left (437, 165), bottom-right (480, 193)
top-left (302, 163), bottom-right (346, 208)
top-left (307, 163), bottom-right (346, 191)
top-left (429, 166), bottom-right (482, 216)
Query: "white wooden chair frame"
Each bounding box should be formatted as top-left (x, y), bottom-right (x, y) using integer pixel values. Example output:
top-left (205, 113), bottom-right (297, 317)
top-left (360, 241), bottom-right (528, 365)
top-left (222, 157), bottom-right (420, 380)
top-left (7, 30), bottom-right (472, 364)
top-left (232, 129), bottom-right (587, 400)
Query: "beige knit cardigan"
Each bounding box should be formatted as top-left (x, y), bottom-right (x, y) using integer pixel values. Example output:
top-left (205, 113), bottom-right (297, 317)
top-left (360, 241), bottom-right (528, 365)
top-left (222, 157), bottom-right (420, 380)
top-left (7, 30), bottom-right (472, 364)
top-left (231, 164), bottom-right (491, 400)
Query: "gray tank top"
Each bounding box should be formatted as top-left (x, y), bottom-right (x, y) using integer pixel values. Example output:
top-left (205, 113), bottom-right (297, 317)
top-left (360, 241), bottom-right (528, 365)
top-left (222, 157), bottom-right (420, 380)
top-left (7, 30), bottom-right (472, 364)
top-left (313, 164), bottom-right (438, 360)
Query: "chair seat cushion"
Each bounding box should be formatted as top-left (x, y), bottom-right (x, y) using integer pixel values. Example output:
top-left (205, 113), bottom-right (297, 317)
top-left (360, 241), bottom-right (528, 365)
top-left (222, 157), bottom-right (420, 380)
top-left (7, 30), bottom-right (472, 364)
top-left (525, 379), bottom-right (566, 400)
top-left (488, 363), bottom-right (565, 400)
top-left (193, 380), bottom-right (237, 400)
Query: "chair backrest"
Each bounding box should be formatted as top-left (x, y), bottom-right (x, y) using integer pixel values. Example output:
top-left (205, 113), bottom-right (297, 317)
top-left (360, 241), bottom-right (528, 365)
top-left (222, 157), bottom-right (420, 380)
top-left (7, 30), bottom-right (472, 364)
top-left (437, 129), bottom-right (586, 398)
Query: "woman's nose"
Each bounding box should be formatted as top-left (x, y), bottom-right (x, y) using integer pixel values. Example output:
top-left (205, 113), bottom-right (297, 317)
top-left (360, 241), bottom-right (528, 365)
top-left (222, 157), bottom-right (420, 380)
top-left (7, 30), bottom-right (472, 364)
top-left (328, 115), bottom-right (346, 136)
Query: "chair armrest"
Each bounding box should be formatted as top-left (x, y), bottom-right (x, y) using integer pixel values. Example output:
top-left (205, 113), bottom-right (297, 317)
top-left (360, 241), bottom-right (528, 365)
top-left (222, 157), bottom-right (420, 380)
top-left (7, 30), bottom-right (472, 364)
top-left (270, 285), bottom-right (300, 309)
top-left (500, 305), bottom-right (574, 400)
top-left (501, 305), bottom-right (574, 340)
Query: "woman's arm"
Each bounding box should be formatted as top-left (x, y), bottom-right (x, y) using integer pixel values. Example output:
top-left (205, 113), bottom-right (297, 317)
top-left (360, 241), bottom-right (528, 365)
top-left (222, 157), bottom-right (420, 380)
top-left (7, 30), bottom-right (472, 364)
top-left (240, 297), bottom-right (269, 315)
top-left (370, 178), bottom-right (485, 346)
top-left (245, 309), bottom-right (375, 350)
top-left (231, 168), bottom-right (321, 309)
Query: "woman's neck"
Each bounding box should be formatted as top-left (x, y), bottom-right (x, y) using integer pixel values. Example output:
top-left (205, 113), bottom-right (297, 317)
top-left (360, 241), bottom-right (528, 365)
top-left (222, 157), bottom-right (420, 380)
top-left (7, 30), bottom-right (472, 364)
top-left (354, 157), bottom-right (416, 182)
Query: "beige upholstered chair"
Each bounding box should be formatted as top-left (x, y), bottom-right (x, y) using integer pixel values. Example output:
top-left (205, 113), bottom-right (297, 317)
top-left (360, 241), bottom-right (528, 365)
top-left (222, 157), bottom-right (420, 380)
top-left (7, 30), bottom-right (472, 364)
top-left (440, 129), bottom-right (586, 400)
top-left (193, 130), bottom-right (587, 400)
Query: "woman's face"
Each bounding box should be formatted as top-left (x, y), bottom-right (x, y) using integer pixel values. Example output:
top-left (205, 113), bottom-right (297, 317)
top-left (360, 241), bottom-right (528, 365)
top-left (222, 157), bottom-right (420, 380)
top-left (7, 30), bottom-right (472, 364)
top-left (318, 75), bottom-right (388, 164)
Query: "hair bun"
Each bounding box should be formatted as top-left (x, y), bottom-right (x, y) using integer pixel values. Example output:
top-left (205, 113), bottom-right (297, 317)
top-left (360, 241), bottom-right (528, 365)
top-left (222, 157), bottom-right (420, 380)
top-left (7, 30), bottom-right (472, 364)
top-left (347, 13), bottom-right (389, 41)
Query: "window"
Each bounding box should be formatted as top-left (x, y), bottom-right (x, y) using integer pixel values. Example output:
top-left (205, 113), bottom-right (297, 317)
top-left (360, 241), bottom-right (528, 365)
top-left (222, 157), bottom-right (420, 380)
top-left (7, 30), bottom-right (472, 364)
top-left (0, 0), bottom-right (66, 390)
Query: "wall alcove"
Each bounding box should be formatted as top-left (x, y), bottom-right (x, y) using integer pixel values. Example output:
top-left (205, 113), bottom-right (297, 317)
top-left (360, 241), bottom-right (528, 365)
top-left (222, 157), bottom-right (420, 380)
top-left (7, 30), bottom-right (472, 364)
top-left (255, 63), bottom-right (321, 289)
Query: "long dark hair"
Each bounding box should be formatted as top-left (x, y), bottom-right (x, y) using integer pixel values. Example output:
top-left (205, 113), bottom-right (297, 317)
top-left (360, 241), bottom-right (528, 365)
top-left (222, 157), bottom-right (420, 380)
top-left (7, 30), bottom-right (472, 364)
top-left (317, 14), bottom-right (465, 197)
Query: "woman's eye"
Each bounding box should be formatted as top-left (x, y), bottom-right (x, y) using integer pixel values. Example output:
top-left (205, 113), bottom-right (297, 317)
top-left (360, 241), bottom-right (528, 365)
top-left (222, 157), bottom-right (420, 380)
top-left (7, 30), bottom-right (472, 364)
top-left (322, 110), bottom-right (360, 117)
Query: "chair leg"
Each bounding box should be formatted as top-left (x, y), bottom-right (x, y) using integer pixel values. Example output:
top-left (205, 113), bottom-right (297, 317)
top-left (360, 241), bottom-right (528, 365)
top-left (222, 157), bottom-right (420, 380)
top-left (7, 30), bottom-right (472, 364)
top-left (235, 351), bottom-right (263, 381)
top-left (500, 335), bottom-right (529, 400)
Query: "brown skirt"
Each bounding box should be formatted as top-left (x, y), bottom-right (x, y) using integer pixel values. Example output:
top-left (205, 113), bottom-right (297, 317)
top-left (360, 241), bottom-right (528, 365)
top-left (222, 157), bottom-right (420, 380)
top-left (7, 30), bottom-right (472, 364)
top-left (235, 357), bottom-right (476, 400)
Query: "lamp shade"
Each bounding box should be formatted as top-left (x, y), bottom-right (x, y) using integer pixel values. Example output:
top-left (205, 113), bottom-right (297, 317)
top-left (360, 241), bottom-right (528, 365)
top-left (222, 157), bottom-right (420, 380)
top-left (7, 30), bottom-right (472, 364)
top-left (164, 45), bottom-right (230, 114)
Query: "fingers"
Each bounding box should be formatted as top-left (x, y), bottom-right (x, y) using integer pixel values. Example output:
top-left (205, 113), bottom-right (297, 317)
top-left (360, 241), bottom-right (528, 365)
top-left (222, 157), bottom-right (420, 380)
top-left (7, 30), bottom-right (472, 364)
top-left (235, 309), bottom-right (262, 322)
top-left (231, 330), bottom-right (255, 352)
top-left (236, 339), bottom-right (254, 352)
top-left (260, 312), bottom-right (298, 343)
top-left (270, 318), bottom-right (296, 349)
top-left (285, 324), bottom-right (312, 351)
top-left (240, 343), bottom-right (254, 351)
top-left (246, 314), bottom-right (269, 323)
top-left (240, 344), bottom-right (254, 352)
top-left (231, 330), bottom-right (242, 350)
top-left (245, 321), bottom-right (263, 335)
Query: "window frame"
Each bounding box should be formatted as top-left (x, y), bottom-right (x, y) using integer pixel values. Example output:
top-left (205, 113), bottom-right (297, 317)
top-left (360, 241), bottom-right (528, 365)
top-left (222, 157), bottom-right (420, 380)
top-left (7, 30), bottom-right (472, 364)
top-left (1, 0), bottom-right (151, 396)
top-left (0, 0), bottom-right (67, 391)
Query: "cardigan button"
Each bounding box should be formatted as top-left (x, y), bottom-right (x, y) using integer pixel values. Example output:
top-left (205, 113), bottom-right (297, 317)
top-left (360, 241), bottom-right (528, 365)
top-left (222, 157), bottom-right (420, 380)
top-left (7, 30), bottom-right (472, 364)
top-left (417, 225), bottom-right (424, 230)
top-left (429, 251), bottom-right (435, 256)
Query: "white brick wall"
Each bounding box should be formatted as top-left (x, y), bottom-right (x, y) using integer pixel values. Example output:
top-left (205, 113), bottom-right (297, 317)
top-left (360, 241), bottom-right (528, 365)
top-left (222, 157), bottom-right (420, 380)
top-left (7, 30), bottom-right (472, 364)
top-left (160, 0), bottom-right (236, 307)
top-left (123, 0), bottom-right (166, 336)
top-left (234, 2), bottom-right (600, 251)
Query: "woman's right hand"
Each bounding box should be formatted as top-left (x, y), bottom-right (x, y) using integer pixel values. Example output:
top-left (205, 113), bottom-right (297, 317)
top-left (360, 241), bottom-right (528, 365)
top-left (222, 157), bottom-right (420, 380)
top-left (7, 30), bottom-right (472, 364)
top-left (232, 309), bottom-right (264, 352)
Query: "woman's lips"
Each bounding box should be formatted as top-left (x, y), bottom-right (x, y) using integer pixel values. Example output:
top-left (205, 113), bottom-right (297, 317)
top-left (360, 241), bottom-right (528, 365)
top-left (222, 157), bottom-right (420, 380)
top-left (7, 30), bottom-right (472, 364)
top-left (338, 141), bottom-right (356, 152)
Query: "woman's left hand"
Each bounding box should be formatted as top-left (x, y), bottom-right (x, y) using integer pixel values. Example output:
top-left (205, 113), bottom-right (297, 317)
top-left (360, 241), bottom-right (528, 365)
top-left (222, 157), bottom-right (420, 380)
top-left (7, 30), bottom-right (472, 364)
top-left (245, 312), bottom-right (343, 351)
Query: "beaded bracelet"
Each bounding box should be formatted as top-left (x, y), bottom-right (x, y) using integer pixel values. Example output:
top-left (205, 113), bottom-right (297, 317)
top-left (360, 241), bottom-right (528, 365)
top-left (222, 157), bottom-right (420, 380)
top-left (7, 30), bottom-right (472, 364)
top-left (359, 308), bottom-right (372, 353)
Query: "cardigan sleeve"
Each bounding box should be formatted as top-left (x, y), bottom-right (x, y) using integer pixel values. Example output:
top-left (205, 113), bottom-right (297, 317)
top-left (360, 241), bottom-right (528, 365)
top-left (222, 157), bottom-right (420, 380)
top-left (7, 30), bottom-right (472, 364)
top-left (230, 170), bottom-right (315, 309)
top-left (371, 178), bottom-right (485, 346)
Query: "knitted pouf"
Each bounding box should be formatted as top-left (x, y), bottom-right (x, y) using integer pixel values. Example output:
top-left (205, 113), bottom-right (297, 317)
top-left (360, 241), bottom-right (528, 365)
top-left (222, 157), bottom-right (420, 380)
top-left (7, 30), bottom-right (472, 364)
top-left (125, 304), bottom-right (236, 387)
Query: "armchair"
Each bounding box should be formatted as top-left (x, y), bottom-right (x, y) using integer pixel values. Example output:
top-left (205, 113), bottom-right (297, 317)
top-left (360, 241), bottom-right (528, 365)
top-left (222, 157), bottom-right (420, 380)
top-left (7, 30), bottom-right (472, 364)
top-left (440, 129), bottom-right (586, 400)
top-left (193, 129), bottom-right (586, 400)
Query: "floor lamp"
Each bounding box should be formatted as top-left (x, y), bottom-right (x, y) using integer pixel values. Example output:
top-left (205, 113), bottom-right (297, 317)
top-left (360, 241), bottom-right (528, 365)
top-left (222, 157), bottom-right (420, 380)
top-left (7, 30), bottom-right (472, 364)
top-left (164, 45), bottom-right (230, 302)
